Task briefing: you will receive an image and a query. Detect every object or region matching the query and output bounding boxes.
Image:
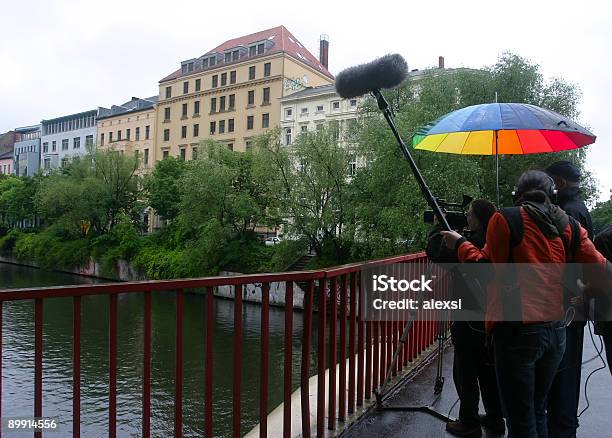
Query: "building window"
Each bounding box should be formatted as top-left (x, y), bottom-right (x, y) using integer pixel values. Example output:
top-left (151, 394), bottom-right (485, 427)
top-left (145, 125), bottom-right (150, 139)
top-left (180, 148), bottom-right (186, 160)
top-left (52, 141), bottom-right (57, 152)
top-left (316, 123), bottom-right (324, 131)
top-left (285, 108), bottom-right (293, 119)
top-left (285, 128), bottom-right (292, 145)
top-left (126, 128), bottom-right (131, 140)
top-left (262, 87), bottom-right (270, 104)
top-left (61, 157), bottom-right (69, 167)
top-left (257, 43), bottom-right (264, 54)
top-left (193, 124), bottom-right (199, 137)
top-left (247, 90), bottom-right (255, 106)
top-left (301, 107), bottom-right (308, 116)
top-left (44, 158), bottom-right (51, 169)
top-left (228, 118), bottom-right (234, 132)
top-left (163, 150), bottom-right (169, 159)
top-left (163, 129), bottom-right (170, 141)
top-left (332, 101), bottom-right (340, 110)
top-left (165, 86), bottom-right (172, 98)
top-left (228, 143), bottom-right (234, 151)
top-left (192, 147), bottom-right (198, 160)
top-left (246, 140), bottom-right (253, 150)
top-left (181, 126), bottom-right (187, 138)
top-left (194, 101), bottom-right (200, 115)
top-left (301, 125), bottom-right (308, 133)
top-left (349, 156), bottom-right (357, 176)
top-left (221, 72), bottom-right (227, 86)
top-left (225, 52), bottom-right (231, 63)
top-left (43, 142), bottom-right (49, 153)
top-left (164, 107), bottom-right (171, 121)
top-left (144, 148), bottom-right (149, 165)
top-left (230, 70), bottom-right (236, 84)
top-left (229, 94), bottom-right (235, 110)
top-left (210, 98), bottom-right (217, 113)
top-left (249, 46), bottom-right (256, 56)
top-left (264, 62), bottom-right (271, 77)
top-left (183, 81), bottom-right (189, 94)
top-left (86, 135), bottom-right (93, 148)
top-left (316, 105), bottom-right (324, 113)
top-left (232, 50), bottom-right (239, 61)
top-left (210, 121), bottom-right (216, 135)
top-left (247, 115), bottom-right (254, 130)
top-left (262, 113), bottom-right (269, 129)
top-left (212, 75), bottom-right (218, 88)
top-left (249, 66), bottom-right (256, 80)
top-left (135, 127), bottom-right (140, 141)
top-left (109, 132), bottom-right (113, 142)
top-left (182, 103), bottom-right (188, 118)
top-left (219, 120), bottom-right (225, 134)
top-left (350, 99), bottom-right (357, 107)
top-left (62, 139), bottom-right (69, 150)
top-left (220, 96), bottom-right (226, 112)
top-left (195, 79), bottom-right (201, 92)
top-left (117, 130), bottom-right (122, 141)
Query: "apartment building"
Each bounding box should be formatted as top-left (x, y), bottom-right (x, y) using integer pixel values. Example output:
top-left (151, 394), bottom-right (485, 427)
top-left (13, 125), bottom-right (41, 176)
top-left (97, 96), bottom-right (157, 171)
top-left (40, 109), bottom-right (98, 170)
top-left (155, 26), bottom-right (334, 159)
top-left (0, 150), bottom-right (13, 175)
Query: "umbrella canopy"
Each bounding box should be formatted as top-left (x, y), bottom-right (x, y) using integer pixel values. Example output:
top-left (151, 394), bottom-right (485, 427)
top-left (413, 103), bottom-right (595, 154)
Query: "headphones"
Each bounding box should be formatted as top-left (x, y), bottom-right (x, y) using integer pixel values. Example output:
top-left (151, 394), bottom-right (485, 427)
top-left (512, 175), bottom-right (558, 202)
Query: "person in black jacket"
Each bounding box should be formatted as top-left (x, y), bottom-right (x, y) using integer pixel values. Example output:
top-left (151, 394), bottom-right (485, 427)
top-left (594, 225), bottom-right (612, 375)
top-left (427, 199), bottom-right (504, 437)
top-left (545, 160), bottom-right (593, 438)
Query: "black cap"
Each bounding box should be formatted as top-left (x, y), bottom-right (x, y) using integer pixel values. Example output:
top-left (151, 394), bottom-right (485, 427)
top-left (545, 160), bottom-right (581, 182)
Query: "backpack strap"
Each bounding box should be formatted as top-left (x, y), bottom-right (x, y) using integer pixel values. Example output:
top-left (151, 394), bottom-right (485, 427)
top-left (499, 207), bottom-right (524, 262)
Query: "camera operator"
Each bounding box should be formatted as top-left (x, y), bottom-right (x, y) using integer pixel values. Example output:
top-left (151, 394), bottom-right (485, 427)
top-left (439, 170), bottom-right (609, 438)
top-left (545, 160), bottom-right (593, 438)
top-left (427, 200), bottom-right (504, 437)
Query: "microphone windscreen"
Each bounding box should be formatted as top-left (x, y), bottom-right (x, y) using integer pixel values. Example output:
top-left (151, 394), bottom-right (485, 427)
top-left (335, 54), bottom-right (408, 99)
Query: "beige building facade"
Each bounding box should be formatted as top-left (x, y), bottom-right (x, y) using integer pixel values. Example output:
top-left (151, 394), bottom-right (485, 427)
top-left (97, 96), bottom-right (158, 172)
top-left (155, 26), bottom-right (334, 159)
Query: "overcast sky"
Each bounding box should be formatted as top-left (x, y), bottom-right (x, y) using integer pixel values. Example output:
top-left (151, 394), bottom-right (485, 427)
top-left (1, 0), bottom-right (610, 201)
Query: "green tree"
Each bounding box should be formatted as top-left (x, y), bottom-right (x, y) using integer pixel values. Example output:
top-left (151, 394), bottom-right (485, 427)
top-left (143, 157), bottom-right (188, 221)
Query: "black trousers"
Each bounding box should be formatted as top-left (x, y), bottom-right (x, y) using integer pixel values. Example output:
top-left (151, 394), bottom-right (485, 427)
top-left (451, 321), bottom-right (503, 427)
top-left (546, 322), bottom-right (584, 438)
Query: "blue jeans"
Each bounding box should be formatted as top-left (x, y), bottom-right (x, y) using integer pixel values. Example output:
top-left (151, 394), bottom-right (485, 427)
top-left (492, 321), bottom-right (566, 438)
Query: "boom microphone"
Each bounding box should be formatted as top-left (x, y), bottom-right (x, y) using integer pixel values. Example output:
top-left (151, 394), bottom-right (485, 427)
top-left (335, 54), bottom-right (408, 99)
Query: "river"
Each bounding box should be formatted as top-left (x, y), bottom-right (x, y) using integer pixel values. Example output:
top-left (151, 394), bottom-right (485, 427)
top-left (0, 262), bottom-right (319, 437)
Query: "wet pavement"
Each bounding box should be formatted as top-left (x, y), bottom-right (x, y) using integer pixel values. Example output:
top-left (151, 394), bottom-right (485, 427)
top-left (343, 323), bottom-right (612, 437)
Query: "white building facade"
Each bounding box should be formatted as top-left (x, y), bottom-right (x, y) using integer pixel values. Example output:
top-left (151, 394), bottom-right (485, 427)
top-left (40, 109), bottom-right (98, 170)
top-left (280, 84), bottom-right (361, 174)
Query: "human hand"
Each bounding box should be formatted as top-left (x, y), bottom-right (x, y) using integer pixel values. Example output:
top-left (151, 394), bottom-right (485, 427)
top-left (440, 230), bottom-right (462, 249)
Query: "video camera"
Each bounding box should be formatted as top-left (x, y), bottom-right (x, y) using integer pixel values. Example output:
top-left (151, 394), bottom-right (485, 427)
top-left (423, 195), bottom-right (473, 231)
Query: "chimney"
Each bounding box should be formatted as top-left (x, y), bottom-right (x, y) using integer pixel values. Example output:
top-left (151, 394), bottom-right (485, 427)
top-left (438, 56), bottom-right (445, 69)
top-left (319, 34), bottom-right (329, 70)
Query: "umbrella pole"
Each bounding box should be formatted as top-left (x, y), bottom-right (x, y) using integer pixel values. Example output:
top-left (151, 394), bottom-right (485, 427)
top-left (495, 130), bottom-right (500, 207)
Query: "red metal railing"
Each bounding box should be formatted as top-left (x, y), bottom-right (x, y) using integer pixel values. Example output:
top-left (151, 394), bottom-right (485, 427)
top-left (0, 252), bottom-right (450, 437)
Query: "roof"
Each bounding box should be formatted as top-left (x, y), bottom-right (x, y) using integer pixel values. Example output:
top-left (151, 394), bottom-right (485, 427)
top-left (280, 84), bottom-right (338, 101)
top-left (160, 25), bottom-right (333, 83)
top-left (41, 108), bottom-right (99, 124)
top-left (15, 124), bottom-right (41, 133)
top-left (98, 95), bottom-right (158, 120)
top-left (0, 149), bottom-right (14, 160)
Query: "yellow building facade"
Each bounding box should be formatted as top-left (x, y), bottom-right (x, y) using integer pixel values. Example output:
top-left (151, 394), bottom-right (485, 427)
top-left (155, 26), bottom-right (334, 158)
top-left (97, 96), bottom-right (158, 172)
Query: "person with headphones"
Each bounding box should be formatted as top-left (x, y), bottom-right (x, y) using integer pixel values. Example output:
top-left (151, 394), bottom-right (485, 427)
top-left (545, 161), bottom-right (593, 438)
top-left (439, 170), bottom-right (610, 438)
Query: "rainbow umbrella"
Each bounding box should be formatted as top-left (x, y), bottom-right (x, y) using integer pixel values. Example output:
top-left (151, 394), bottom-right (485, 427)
top-left (412, 103), bottom-right (596, 205)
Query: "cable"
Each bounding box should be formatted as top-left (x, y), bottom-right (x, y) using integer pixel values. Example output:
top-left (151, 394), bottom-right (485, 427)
top-left (578, 321), bottom-right (607, 417)
top-left (447, 397), bottom-right (460, 421)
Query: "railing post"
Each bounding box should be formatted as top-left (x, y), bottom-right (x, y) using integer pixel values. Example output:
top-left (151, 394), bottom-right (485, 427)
top-left (316, 278), bottom-right (327, 438)
top-left (339, 274), bottom-right (348, 422)
top-left (175, 290), bottom-right (184, 438)
top-left (35, 298), bottom-right (43, 438)
top-left (109, 294), bottom-right (117, 438)
top-left (301, 281), bottom-right (314, 438)
top-left (143, 291), bottom-right (151, 438)
top-left (349, 272), bottom-right (358, 412)
top-left (283, 281), bottom-right (293, 438)
top-left (328, 276), bottom-right (338, 430)
top-left (205, 287), bottom-right (214, 438)
top-left (233, 285), bottom-right (243, 438)
top-left (260, 282), bottom-right (270, 438)
top-left (73, 296), bottom-right (81, 438)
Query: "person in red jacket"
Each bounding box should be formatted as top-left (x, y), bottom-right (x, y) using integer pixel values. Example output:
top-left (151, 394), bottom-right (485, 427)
top-left (440, 170), bottom-right (609, 438)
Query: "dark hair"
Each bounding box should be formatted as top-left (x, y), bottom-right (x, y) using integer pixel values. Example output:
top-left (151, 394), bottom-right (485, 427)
top-left (470, 199), bottom-right (497, 232)
top-left (513, 170), bottom-right (556, 205)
